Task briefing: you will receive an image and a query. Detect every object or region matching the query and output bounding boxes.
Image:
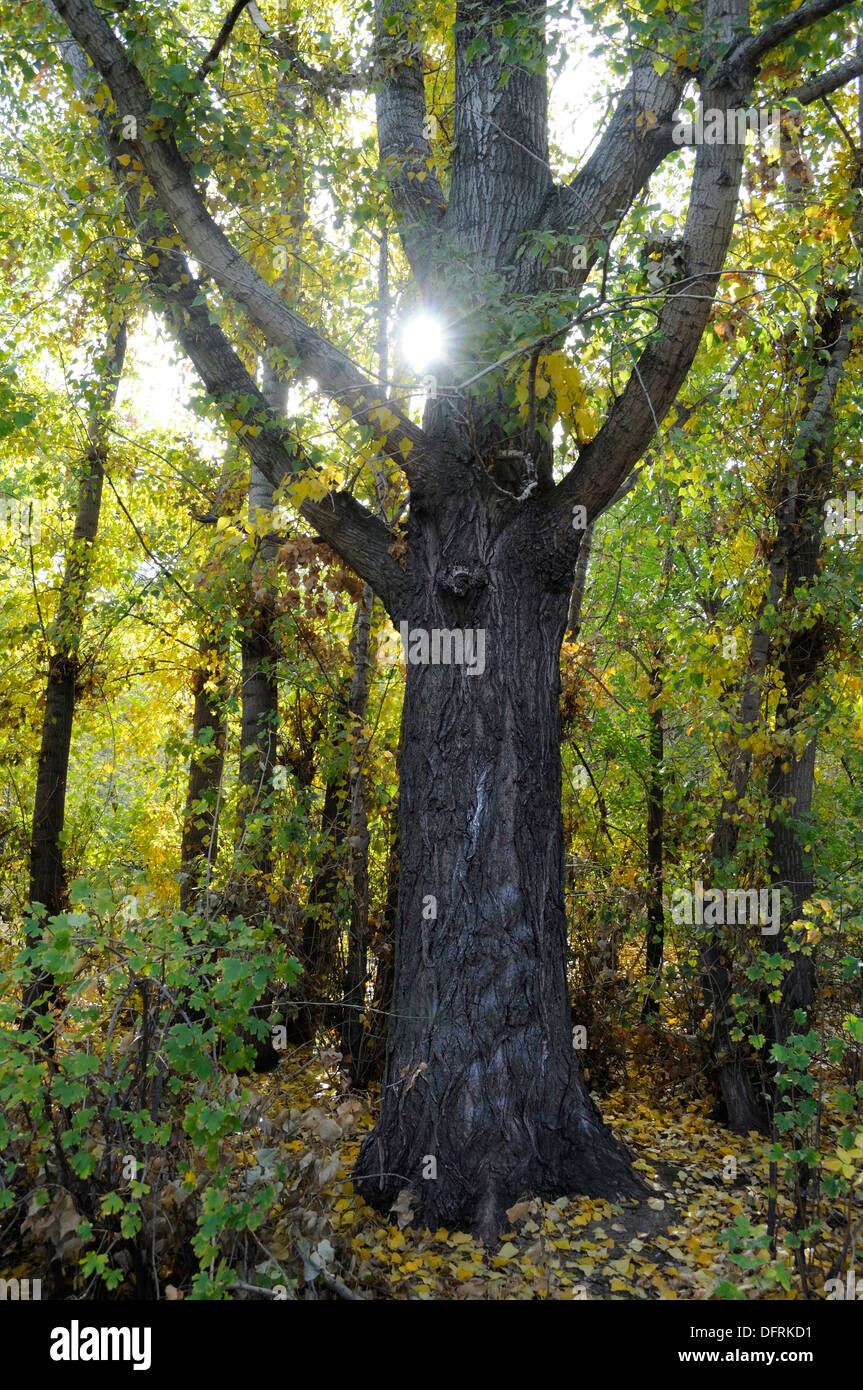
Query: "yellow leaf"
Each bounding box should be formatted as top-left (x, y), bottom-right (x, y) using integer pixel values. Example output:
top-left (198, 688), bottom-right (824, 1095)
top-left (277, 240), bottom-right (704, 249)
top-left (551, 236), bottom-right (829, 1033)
top-left (370, 406), bottom-right (399, 434)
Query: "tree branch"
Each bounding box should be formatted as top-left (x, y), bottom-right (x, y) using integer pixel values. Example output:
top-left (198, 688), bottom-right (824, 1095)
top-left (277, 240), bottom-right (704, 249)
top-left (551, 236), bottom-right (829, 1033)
top-left (539, 55), bottom-right (688, 266)
top-left (550, 2), bottom-right (751, 525)
top-left (787, 55), bottom-right (863, 107)
top-left (246, 1), bottom-right (367, 92)
top-left (726, 0), bottom-right (856, 76)
top-left (445, 0), bottom-right (549, 272)
top-left (50, 12), bottom-right (406, 614)
top-left (51, 0), bottom-right (429, 481)
top-left (194, 0), bottom-right (252, 84)
top-left (373, 0), bottom-right (447, 285)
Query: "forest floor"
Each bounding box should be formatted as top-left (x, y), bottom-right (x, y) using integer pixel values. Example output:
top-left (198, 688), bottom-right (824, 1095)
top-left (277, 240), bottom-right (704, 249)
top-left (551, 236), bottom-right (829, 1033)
top-left (6, 1032), bottom-right (854, 1301)
top-left (205, 1043), bottom-right (851, 1301)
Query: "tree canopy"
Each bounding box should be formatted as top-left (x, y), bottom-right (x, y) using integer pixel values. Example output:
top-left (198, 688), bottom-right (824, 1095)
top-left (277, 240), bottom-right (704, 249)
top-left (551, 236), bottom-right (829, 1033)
top-left (1, 0), bottom-right (863, 1314)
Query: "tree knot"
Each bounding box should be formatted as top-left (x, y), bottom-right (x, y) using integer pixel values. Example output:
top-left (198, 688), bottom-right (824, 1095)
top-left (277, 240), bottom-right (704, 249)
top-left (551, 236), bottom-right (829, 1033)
top-left (438, 565), bottom-right (485, 597)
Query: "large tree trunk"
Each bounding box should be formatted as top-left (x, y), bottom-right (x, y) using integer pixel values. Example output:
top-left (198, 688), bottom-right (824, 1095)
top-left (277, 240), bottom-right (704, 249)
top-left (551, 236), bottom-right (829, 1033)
top-left (355, 500), bottom-right (641, 1238)
top-left (340, 588), bottom-right (373, 1083)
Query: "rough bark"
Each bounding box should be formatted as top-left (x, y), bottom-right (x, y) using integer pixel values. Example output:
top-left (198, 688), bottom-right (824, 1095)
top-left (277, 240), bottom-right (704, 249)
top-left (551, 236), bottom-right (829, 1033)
top-left (354, 495), bottom-right (642, 1238)
top-left (340, 589), bottom-right (373, 1083)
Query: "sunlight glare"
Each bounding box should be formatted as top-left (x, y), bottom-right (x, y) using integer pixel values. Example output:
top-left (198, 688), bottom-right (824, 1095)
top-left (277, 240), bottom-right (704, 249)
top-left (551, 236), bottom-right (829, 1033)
top-left (400, 312), bottom-right (445, 375)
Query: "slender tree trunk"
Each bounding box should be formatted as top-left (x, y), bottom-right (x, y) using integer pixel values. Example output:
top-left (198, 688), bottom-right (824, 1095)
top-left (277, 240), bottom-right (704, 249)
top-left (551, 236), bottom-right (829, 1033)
top-left (305, 754), bottom-right (349, 976)
top-left (702, 300), bottom-right (852, 1132)
top-left (761, 108), bottom-right (850, 1051)
top-left (342, 222), bottom-right (391, 1080)
top-left (767, 738), bottom-right (818, 1039)
top-left (641, 654), bottom-right (665, 1020)
top-left (180, 627), bottom-right (227, 913)
top-left (237, 458), bottom-right (279, 889)
top-left (363, 787), bottom-right (400, 1084)
top-left (276, 680), bottom-right (352, 1045)
top-left (566, 521), bottom-right (594, 639)
top-left (24, 324), bottom-right (127, 1027)
top-left (233, 374), bottom-right (282, 1069)
top-left (764, 397), bottom-right (836, 1048)
top-left (700, 523), bottom-right (788, 1132)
